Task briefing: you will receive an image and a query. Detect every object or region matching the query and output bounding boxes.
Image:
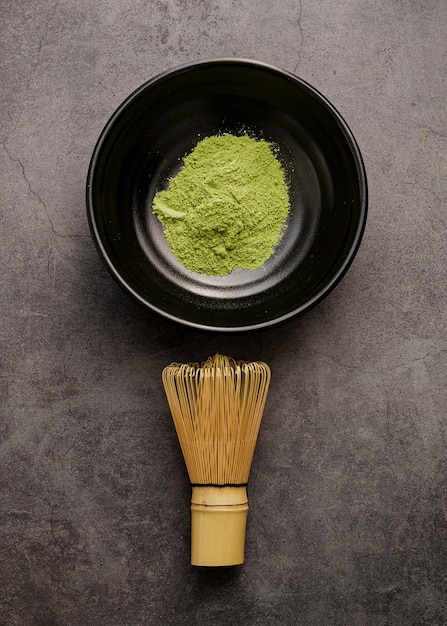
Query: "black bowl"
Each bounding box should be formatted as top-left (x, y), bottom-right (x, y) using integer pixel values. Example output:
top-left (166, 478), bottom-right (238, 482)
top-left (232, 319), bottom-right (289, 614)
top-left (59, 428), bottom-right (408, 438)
top-left (86, 59), bottom-right (367, 332)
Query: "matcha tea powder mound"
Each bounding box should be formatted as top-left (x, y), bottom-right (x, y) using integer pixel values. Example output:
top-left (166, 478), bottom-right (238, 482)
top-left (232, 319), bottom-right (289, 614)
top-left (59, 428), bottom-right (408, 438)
top-left (152, 133), bottom-right (290, 275)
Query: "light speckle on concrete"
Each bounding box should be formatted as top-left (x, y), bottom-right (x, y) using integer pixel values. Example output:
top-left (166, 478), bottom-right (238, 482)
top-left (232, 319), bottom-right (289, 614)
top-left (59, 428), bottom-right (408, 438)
top-left (1, 1), bottom-right (447, 624)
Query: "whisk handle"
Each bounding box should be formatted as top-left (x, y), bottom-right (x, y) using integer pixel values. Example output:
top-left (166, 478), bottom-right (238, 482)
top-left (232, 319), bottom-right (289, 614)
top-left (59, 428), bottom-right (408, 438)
top-left (190, 486), bottom-right (249, 566)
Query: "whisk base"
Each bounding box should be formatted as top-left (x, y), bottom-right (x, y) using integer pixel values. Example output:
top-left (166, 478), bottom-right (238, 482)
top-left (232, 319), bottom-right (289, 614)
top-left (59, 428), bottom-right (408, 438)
top-left (190, 486), bottom-right (248, 567)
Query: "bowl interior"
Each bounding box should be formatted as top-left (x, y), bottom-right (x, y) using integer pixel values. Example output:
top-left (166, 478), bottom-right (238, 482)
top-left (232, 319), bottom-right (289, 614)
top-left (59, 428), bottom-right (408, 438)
top-left (87, 60), bottom-right (367, 331)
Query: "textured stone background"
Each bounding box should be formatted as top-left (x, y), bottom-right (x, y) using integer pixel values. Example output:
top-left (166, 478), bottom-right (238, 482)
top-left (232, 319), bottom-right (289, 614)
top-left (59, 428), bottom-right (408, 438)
top-left (1, 1), bottom-right (447, 624)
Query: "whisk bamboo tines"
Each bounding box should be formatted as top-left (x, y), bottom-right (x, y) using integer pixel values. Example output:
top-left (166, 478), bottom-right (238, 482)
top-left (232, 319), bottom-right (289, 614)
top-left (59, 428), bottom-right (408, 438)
top-left (162, 354), bottom-right (271, 567)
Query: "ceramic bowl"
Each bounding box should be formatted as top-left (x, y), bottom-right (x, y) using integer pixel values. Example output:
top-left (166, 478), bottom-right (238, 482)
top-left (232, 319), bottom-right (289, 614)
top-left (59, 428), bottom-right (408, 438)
top-left (86, 59), bottom-right (367, 332)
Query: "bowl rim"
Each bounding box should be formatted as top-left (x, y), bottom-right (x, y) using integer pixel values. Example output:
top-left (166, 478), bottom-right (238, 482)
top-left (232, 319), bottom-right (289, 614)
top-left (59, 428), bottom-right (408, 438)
top-left (86, 58), bottom-right (368, 333)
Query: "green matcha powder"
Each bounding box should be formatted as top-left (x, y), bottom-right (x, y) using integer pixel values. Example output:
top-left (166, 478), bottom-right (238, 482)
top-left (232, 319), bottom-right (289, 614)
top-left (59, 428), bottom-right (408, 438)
top-left (152, 133), bottom-right (290, 275)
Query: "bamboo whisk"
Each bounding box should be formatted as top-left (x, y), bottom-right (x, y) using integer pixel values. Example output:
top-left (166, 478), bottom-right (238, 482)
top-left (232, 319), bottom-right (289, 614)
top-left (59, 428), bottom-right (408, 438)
top-left (162, 354), bottom-right (271, 566)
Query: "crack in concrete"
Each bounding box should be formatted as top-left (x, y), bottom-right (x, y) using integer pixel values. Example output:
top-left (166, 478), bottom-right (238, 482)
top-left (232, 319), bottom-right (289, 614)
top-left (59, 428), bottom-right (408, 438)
top-left (386, 349), bottom-right (446, 372)
top-left (294, 0), bottom-right (304, 73)
top-left (1, 140), bottom-right (57, 236)
top-left (1, 141), bottom-right (89, 240)
top-left (312, 347), bottom-right (446, 376)
top-left (18, 489), bottom-right (68, 559)
top-left (62, 353), bottom-right (77, 422)
top-left (422, 126), bottom-right (447, 140)
top-left (312, 349), bottom-right (376, 375)
top-left (49, 503), bottom-right (68, 559)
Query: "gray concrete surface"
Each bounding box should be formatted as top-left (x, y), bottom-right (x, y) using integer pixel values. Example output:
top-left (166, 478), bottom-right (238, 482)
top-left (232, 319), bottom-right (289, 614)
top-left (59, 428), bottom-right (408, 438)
top-left (1, 1), bottom-right (447, 624)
